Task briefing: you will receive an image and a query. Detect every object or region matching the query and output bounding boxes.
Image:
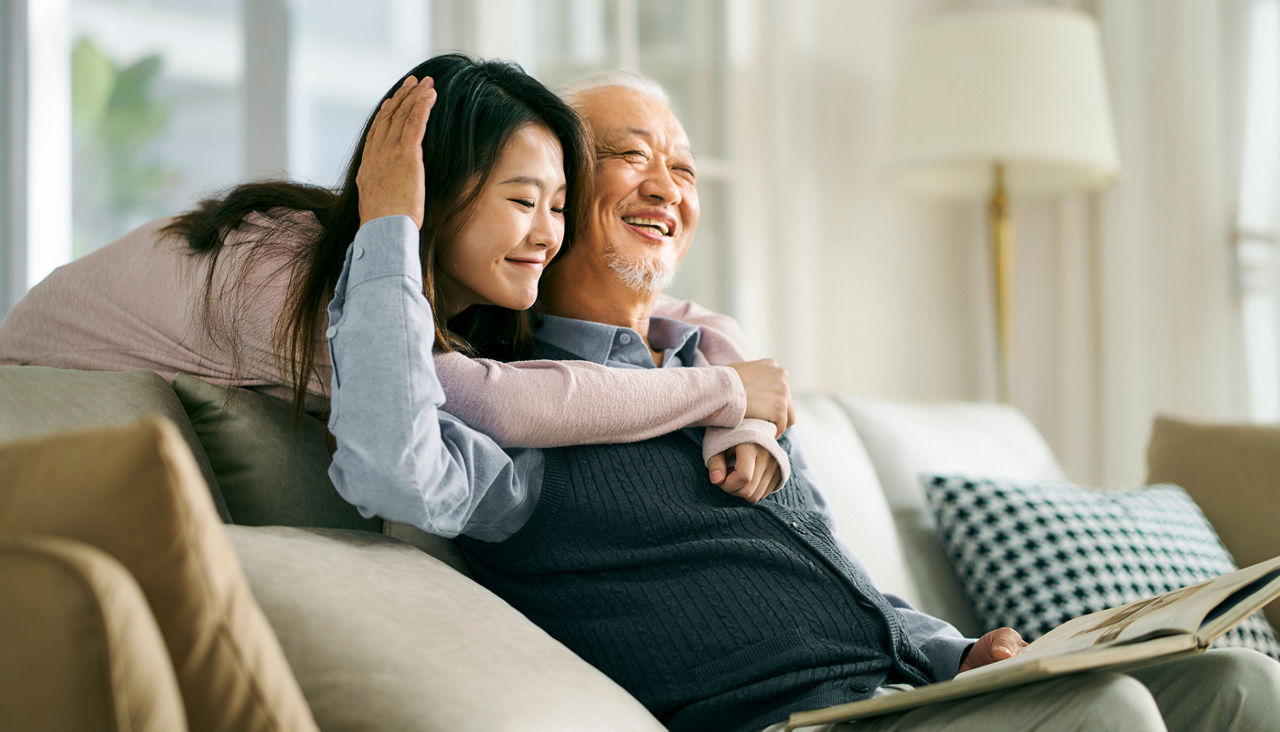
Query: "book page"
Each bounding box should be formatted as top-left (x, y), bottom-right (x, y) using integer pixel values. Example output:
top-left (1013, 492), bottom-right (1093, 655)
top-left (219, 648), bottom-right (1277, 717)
top-left (961, 555), bottom-right (1280, 678)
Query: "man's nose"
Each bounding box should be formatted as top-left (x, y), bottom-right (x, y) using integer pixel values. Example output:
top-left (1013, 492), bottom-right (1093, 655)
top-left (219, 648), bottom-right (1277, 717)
top-left (640, 162), bottom-right (681, 205)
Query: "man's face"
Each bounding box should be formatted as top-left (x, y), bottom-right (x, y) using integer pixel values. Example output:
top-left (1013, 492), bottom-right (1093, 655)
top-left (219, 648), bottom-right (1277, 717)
top-left (574, 86), bottom-right (700, 293)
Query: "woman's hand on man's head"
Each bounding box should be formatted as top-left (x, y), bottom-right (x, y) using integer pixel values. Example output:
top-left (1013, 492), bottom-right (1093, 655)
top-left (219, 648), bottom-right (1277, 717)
top-left (356, 75), bottom-right (437, 229)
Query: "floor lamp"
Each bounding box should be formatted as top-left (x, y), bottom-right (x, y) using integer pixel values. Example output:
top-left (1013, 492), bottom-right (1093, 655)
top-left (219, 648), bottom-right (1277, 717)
top-left (888, 6), bottom-right (1120, 402)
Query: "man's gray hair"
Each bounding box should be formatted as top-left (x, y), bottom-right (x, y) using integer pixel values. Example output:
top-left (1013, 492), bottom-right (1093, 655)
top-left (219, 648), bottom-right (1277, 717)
top-left (560, 70), bottom-right (670, 108)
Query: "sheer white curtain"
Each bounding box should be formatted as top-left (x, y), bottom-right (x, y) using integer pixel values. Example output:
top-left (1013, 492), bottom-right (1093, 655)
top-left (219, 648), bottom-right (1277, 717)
top-left (1236, 0), bottom-right (1280, 422)
top-left (1014, 0), bottom-right (1255, 486)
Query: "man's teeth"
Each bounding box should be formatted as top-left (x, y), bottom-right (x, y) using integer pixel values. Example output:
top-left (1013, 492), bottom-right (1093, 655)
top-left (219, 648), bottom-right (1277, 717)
top-left (622, 217), bottom-right (671, 236)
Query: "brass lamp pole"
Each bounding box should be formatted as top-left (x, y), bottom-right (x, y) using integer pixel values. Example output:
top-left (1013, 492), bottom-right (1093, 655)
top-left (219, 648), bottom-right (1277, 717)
top-left (989, 163), bottom-right (1013, 403)
top-left (889, 7), bottom-right (1120, 405)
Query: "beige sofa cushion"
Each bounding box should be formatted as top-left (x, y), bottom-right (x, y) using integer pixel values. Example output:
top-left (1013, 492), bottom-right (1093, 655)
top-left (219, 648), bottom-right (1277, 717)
top-left (0, 534), bottom-right (186, 732)
top-left (0, 365), bottom-right (229, 520)
top-left (230, 525), bottom-right (665, 732)
top-left (0, 417), bottom-right (317, 732)
top-left (837, 398), bottom-right (1068, 637)
top-left (1147, 415), bottom-right (1280, 632)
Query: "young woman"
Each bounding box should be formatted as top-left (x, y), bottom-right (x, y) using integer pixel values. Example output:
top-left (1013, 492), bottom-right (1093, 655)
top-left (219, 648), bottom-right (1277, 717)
top-left (0, 54), bottom-right (788, 498)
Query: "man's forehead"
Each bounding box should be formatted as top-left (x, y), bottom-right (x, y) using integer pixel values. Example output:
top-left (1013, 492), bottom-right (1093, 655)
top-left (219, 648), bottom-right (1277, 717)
top-left (579, 86), bottom-right (693, 153)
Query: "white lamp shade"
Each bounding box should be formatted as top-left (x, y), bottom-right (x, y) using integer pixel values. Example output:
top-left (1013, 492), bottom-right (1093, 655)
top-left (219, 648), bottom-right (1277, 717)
top-left (889, 6), bottom-right (1120, 198)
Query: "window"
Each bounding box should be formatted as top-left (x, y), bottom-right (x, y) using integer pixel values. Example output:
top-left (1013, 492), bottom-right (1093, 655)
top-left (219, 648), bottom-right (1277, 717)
top-left (516, 0), bottom-right (735, 312)
top-left (70, 0), bottom-right (243, 256)
top-left (2, 0), bottom-right (735, 317)
top-left (2, 0), bottom-right (435, 318)
top-left (1236, 0), bottom-right (1279, 420)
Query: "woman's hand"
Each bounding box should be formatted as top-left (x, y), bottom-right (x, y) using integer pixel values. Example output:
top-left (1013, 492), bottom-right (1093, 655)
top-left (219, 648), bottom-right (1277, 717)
top-left (729, 359), bottom-right (794, 438)
top-left (707, 443), bottom-right (784, 503)
top-left (356, 75), bottom-right (437, 229)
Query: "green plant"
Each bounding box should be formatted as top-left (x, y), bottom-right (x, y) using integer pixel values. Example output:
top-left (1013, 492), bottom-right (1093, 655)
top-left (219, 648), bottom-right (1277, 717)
top-left (71, 36), bottom-right (173, 256)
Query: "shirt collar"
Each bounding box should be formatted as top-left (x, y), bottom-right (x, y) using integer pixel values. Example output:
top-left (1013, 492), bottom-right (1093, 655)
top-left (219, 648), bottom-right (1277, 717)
top-left (535, 314), bottom-right (702, 368)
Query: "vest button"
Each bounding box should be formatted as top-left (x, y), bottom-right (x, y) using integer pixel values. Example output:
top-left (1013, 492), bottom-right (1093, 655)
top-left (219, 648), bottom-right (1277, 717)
top-left (852, 682), bottom-right (870, 693)
top-left (619, 333), bottom-right (632, 345)
top-left (790, 521), bottom-right (806, 534)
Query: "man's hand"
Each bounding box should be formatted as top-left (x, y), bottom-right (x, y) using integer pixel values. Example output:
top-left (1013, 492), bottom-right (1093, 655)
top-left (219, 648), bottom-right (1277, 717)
top-left (708, 443), bottom-right (783, 503)
top-left (356, 75), bottom-right (437, 229)
top-left (958, 627), bottom-right (1028, 674)
top-left (728, 359), bottom-right (794, 439)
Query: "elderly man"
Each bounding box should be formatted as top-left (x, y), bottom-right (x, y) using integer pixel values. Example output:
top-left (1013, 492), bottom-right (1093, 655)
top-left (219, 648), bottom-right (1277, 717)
top-left (328, 71), bottom-right (1280, 731)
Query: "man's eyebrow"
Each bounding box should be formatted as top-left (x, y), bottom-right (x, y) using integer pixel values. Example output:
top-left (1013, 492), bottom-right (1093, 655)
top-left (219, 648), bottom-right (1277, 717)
top-left (606, 127), bottom-right (696, 159)
top-left (498, 175), bottom-right (567, 190)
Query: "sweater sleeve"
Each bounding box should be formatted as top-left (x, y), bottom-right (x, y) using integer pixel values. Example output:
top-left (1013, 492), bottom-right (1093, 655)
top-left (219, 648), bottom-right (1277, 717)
top-left (653, 296), bottom-right (790, 483)
top-left (433, 351), bottom-right (746, 448)
top-left (654, 294), bottom-right (751, 362)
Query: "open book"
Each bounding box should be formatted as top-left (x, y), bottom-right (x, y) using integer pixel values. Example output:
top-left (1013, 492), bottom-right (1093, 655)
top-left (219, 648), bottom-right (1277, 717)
top-left (786, 555), bottom-right (1280, 730)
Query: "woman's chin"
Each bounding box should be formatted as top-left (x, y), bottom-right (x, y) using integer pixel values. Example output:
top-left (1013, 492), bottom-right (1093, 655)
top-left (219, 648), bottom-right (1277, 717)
top-left (491, 292), bottom-right (538, 312)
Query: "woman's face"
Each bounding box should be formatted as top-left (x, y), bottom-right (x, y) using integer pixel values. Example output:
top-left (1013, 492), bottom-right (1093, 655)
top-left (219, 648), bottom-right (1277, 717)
top-left (435, 123), bottom-right (567, 317)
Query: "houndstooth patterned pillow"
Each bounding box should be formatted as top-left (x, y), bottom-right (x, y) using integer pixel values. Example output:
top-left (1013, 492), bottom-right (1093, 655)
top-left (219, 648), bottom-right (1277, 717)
top-left (923, 475), bottom-right (1280, 659)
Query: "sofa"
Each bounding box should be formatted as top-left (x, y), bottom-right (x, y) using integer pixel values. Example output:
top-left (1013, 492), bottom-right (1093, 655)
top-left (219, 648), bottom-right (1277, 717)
top-left (1, 363), bottom-right (1274, 731)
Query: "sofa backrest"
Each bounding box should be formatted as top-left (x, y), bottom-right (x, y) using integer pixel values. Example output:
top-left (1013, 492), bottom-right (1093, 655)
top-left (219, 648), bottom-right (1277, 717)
top-left (0, 366), bottom-right (229, 520)
top-left (790, 395), bottom-right (919, 606)
top-left (836, 397), bottom-right (1068, 636)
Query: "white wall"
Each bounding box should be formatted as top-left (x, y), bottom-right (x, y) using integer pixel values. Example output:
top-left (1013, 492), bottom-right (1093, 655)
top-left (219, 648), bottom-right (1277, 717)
top-left (820, 0), bottom-right (990, 401)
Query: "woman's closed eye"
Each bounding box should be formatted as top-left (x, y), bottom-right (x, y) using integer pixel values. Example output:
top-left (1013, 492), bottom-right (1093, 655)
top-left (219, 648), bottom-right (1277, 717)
top-left (510, 198), bottom-right (536, 209)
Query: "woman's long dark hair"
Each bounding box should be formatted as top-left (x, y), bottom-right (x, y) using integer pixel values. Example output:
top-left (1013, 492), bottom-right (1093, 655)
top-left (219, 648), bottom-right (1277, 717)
top-left (163, 54), bottom-right (592, 418)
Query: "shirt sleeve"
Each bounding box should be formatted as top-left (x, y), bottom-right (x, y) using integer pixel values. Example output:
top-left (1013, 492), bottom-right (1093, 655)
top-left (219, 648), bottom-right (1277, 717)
top-left (325, 215), bottom-right (539, 541)
top-left (433, 351), bottom-right (745, 448)
top-left (887, 595), bottom-right (976, 682)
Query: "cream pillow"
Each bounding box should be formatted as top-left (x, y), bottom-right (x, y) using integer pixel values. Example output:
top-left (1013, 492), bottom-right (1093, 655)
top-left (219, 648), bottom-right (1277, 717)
top-left (0, 416), bottom-right (317, 732)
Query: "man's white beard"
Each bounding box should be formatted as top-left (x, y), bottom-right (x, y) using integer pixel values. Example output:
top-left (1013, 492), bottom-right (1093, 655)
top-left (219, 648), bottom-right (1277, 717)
top-left (604, 243), bottom-right (677, 294)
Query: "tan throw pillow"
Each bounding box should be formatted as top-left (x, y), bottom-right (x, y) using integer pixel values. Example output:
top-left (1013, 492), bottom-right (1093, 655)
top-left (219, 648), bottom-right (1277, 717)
top-left (0, 417), bottom-right (318, 732)
top-left (0, 534), bottom-right (185, 732)
top-left (1147, 415), bottom-right (1280, 632)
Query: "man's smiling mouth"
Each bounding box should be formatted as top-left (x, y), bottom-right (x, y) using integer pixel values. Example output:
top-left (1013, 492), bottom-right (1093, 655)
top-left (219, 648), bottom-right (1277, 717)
top-left (622, 216), bottom-right (672, 236)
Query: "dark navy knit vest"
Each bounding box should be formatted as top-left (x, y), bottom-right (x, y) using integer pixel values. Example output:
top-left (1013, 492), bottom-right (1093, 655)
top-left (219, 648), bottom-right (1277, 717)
top-left (457, 350), bottom-right (933, 731)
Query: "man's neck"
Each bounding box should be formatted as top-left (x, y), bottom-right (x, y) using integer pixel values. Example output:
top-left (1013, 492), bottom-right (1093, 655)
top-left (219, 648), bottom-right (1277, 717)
top-left (541, 262), bottom-right (660, 342)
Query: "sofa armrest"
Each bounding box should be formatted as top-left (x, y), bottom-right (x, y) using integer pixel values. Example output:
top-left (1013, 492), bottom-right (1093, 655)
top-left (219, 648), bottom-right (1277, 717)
top-left (0, 535), bottom-right (186, 732)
